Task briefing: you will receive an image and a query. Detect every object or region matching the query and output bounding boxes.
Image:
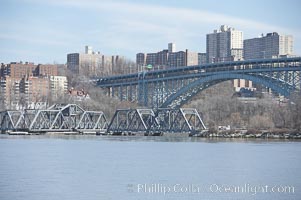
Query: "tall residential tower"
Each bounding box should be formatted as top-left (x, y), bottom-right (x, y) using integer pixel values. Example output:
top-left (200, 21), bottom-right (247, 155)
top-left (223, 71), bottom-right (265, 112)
top-left (244, 32), bottom-right (293, 60)
top-left (136, 43), bottom-right (198, 70)
top-left (67, 46), bottom-right (124, 76)
top-left (206, 25), bottom-right (243, 63)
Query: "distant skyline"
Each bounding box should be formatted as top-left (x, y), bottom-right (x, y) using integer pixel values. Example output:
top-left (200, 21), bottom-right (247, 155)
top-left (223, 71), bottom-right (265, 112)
top-left (1, 0), bottom-right (300, 64)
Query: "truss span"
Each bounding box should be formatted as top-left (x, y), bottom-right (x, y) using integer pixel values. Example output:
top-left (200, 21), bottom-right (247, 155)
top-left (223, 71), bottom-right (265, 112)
top-left (107, 108), bottom-right (206, 135)
top-left (0, 104), bottom-right (108, 133)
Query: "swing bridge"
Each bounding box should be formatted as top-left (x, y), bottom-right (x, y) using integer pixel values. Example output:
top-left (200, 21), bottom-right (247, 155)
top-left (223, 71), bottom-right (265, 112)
top-left (0, 104), bottom-right (206, 135)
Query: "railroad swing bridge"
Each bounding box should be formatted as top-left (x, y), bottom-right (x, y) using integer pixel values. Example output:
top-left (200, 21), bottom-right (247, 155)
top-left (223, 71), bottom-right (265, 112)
top-left (0, 105), bottom-right (207, 135)
top-left (0, 104), bottom-right (108, 133)
top-left (108, 108), bottom-right (206, 135)
top-left (97, 57), bottom-right (301, 108)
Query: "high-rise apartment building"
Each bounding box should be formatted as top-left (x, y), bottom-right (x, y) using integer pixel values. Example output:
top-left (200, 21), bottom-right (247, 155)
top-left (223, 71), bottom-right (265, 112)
top-left (67, 47), bottom-right (103, 76)
top-left (37, 64), bottom-right (58, 77)
top-left (136, 43), bottom-right (198, 70)
top-left (145, 53), bottom-right (158, 67)
top-left (168, 51), bottom-right (186, 67)
top-left (185, 50), bottom-right (199, 66)
top-left (2, 62), bottom-right (36, 78)
top-left (0, 77), bottom-right (22, 108)
top-left (206, 25), bottom-right (243, 63)
top-left (244, 32), bottom-right (294, 93)
top-left (20, 76), bottom-right (50, 104)
top-left (168, 43), bottom-right (176, 53)
top-left (0, 62), bottom-right (66, 109)
top-left (0, 62), bottom-right (58, 78)
top-left (136, 53), bottom-right (146, 68)
top-left (85, 45), bottom-right (93, 54)
top-left (0, 64), bottom-right (6, 77)
top-left (198, 53), bottom-right (207, 65)
top-left (50, 76), bottom-right (68, 100)
top-left (244, 32), bottom-right (293, 60)
top-left (206, 25), bottom-right (254, 91)
top-left (157, 50), bottom-right (169, 66)
top-left (67, 46), bottom-right (124, 76)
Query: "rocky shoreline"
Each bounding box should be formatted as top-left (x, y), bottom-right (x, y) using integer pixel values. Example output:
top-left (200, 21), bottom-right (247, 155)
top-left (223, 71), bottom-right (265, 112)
top-left (194, 129), bottom-right (301, 139)
top-left (2, 129), bottom-right (301, 139)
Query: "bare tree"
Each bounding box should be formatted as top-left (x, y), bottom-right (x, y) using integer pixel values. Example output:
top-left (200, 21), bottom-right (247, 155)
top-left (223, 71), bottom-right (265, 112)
top-left (186, 81), bottom-right (300, 130)
top-left (288, 93), bottom-right (301, 130)
top-left (249, 114), bottom-right (274, 129)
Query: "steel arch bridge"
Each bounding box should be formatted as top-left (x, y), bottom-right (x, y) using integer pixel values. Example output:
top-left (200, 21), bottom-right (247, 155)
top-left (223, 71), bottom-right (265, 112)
top-left (97, 57), bottom-right (301, 108)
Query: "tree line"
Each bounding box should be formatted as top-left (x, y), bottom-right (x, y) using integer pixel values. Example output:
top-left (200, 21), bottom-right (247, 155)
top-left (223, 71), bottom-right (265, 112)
top-left (186, 81), bottom-right (301, 131)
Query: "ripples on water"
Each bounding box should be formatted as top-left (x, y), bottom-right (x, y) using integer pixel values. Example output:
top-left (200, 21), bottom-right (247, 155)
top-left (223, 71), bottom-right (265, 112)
top-left (0, 135), bottom-right (300, 200)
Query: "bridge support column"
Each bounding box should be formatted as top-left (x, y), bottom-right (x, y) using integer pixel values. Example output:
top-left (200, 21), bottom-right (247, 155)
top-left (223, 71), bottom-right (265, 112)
top-left (138, 72), bottom-right (148, 107)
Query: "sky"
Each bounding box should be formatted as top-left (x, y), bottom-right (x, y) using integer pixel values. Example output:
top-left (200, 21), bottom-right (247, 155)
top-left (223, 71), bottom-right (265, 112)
top-left (0, 0), bottom-right (300, 64)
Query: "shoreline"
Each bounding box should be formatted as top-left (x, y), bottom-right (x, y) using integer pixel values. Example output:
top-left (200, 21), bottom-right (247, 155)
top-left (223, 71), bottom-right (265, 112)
top-left (193, 129), bottom-right (301, 139)
top-left (1, 129), bottom-right (301, 139)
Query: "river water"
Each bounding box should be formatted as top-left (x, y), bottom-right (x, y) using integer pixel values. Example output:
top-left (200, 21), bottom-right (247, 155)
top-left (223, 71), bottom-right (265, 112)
top-left (0, 135), bottom-right (300, 200)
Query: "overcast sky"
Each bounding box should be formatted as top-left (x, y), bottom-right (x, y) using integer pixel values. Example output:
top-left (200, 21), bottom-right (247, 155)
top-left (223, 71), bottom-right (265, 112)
top-left (1, 0), bottom-right (300, 64)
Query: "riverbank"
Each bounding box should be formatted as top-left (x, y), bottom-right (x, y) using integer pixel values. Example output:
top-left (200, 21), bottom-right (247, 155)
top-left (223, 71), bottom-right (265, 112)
top-left (2, 128), bottom-right (301, 139)
top-left (195, 129), bottom-right (301, 139)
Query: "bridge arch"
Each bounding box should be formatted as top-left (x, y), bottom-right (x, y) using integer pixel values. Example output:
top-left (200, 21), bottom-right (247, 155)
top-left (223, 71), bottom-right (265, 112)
top-left (161, 73), bottom-right (295, 108)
